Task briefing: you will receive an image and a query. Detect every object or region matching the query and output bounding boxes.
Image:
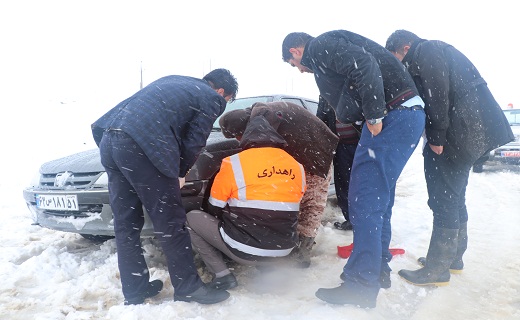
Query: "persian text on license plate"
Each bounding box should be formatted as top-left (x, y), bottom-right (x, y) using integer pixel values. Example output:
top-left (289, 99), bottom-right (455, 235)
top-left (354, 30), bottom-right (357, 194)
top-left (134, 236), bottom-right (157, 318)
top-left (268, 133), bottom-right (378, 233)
top-left (501, 151), bottom-right (520, 157)
top-left (36, 194), bottom-right (79, 211)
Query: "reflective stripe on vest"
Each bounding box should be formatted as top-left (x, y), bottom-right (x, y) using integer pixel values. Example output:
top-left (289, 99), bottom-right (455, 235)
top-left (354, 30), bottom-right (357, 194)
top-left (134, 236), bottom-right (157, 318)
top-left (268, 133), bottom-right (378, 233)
top-left (230, 154), bottom-right (247, 200)
top-left (219, 227), bottom-right (293, 257)
top-left (226, 153), bottom-right (302, 211)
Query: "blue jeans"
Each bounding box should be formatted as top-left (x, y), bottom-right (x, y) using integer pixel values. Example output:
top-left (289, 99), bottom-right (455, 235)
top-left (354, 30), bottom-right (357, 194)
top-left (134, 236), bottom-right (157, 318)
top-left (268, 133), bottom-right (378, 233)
top-left (342, 108), bottom-right (425, 301)
top-left (333, 143), bottom-right (357, 220)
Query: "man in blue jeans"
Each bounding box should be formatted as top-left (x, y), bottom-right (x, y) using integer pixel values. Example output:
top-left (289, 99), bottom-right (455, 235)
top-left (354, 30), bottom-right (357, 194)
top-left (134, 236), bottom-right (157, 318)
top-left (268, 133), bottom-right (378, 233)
top-left (282, 30), bottom-right (425, 308)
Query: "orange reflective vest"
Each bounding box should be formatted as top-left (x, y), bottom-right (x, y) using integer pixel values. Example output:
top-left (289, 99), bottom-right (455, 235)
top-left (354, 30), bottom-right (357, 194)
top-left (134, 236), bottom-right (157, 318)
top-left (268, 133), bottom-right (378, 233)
top-left (209, 147), bottom-right (306, 258)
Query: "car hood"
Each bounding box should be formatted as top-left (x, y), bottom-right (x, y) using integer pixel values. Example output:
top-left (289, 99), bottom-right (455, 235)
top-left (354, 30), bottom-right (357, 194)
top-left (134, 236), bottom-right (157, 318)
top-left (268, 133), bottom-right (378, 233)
top-left (40, 149), bottom-right (104, 174)
top-left (39, 131), bottom-right (229, 175)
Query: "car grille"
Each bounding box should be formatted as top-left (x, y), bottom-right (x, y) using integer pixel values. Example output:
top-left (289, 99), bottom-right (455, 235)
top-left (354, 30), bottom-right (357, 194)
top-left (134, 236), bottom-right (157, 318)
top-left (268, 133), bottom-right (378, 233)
top-left (44, 204), bottom-right (104, 217)
top-left (40, 172), bottom-right (104, 189)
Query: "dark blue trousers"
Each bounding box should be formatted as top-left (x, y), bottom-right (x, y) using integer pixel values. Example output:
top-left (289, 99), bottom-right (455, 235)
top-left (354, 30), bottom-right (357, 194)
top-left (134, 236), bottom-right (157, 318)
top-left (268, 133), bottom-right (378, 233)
top-left (423, 146), bottom-right (471, 228)
top-left (99, 130), bottom-right (202, 300)
top-left (342, 108), bottom-right (425, 301)
top-left (333, 143), bottom-right (357, 220)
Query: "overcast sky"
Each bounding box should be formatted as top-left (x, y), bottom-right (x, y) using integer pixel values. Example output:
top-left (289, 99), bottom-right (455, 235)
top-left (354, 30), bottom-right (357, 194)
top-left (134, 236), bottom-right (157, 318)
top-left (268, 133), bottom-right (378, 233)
top-left (1, 1), bottom-right (518, 110)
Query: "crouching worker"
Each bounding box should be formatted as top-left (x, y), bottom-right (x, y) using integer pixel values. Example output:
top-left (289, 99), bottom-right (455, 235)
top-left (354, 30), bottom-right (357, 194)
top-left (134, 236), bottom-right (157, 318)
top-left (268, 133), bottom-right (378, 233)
top-left (219, 102), bottom-right (339, 268)
top-left (186, 115), bottom-right (307, 290)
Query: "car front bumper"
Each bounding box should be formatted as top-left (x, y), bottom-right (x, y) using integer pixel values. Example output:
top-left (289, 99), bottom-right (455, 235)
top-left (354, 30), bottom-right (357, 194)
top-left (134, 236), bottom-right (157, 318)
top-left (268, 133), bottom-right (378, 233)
top-left (22, 181), bottom-right (207, 237)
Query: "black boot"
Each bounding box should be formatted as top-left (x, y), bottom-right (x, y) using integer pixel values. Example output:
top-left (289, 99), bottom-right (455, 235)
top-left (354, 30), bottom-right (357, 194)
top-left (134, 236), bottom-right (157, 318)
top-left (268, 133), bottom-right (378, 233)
top-left (207, 273), bottom-right (238, 290)
top-left (416, 222), bottom-right (467, 274)
top-left (124, 280), bottom-right (164, 305)
top-left (340, 271), bottom-right (390, 289)
top-left (315, 283), bottom-right (376, 308)
top-left (399, 226), bottom-right (458, 286)
top-left (451, 222), bottom-right (468, 272)
top-left (174, 284), bottom-right (230, 304)
top-left (379, 270), bottom-right (391, 289)
top-left (334, 220), bottom-right (353, 231)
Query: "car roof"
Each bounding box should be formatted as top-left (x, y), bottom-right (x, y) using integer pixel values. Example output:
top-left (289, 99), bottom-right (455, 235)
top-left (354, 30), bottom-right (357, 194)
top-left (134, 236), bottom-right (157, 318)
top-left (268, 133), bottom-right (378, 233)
top-left (213, 94), bottom-right (318, 128)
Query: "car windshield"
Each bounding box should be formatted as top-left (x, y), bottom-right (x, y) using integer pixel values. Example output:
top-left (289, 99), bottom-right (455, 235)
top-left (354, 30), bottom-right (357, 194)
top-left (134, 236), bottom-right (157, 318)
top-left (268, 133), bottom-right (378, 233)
top-left (504, 109), bottom-right (520, 126)
top-left (212, 96), bottom-right (273, 131)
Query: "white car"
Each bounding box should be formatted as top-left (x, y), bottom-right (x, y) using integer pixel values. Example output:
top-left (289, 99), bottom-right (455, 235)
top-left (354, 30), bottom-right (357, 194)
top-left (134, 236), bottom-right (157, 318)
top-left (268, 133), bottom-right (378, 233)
top-left (22, 94), bottom-right (335, 241)
top-left (473, 108), bottom-right (520, 172)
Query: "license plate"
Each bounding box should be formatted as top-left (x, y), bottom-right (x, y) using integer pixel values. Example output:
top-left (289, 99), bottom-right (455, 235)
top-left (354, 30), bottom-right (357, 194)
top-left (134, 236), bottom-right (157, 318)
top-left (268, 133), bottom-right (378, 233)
top-left (36, 194), bottom-right (79, 211)
top-left (501, 151), bottom-right (520, 157)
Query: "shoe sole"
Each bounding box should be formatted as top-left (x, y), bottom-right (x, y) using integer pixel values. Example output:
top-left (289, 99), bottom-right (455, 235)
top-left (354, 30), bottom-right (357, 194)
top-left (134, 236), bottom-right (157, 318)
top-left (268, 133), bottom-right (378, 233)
top-left (417, 259), bottom-right (463, 274)
top-left (399, 274), bottom-right (449, 287)
top-left (174, 294), bottom-right (230, 304)
top-left (449, 269), bottom-right (463, 275)
top-left (315, 290), bottom-right (375, 308)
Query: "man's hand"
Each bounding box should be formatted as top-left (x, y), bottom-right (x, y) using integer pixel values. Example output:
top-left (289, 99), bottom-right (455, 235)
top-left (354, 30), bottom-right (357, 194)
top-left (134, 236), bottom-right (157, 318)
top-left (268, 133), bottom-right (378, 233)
top-left (179, 177), bottom-right (186, 188)
top-left (367, 122), bottom-right (383, 136)
top-left (429, 144), bottom-right (444, 155)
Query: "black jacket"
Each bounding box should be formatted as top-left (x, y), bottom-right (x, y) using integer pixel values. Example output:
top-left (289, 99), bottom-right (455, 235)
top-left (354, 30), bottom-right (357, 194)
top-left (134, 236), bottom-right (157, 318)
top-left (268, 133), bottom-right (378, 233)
top-left (91, 75), bottom-right (227, 178)
top-left (301, 30), bottom-right (419, 123)
top-left (403, 39), bottom-right (514, 164)
top-left (249, 102), bottom-right (339, 178)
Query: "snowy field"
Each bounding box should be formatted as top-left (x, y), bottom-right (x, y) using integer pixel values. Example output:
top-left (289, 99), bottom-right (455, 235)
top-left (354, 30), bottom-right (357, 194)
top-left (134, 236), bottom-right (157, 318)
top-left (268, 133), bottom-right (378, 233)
top-left (1, 101), bottom-right (519, 320)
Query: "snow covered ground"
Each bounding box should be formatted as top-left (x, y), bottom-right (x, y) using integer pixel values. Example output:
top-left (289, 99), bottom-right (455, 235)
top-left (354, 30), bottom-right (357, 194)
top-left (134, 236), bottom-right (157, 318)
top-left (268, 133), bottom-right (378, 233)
top-left (1, 101), bottom-right (520, 319)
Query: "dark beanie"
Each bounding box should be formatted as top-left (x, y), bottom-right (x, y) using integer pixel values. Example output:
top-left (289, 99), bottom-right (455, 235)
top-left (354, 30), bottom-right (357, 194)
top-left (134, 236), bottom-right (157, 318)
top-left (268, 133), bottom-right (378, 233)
top-left (219, 108), bottom-right (252, 138)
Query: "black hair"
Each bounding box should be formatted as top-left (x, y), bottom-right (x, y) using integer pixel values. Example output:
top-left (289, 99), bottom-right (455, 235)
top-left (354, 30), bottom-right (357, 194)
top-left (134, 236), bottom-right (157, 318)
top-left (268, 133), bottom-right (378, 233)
top-left (281, 32), bottom-right (313, 62)
top-left (385, 30), bottom-right (420, 53)
top-left (203, 68), bottom-right (239, 101)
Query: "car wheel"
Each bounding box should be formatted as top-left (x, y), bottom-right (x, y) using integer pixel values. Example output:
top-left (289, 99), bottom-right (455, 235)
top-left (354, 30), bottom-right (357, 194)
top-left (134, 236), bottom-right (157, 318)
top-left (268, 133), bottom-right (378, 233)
top-left (472, 164), bottom-right (484, 173)
top-left (80, 234), bottom-right (115, 242)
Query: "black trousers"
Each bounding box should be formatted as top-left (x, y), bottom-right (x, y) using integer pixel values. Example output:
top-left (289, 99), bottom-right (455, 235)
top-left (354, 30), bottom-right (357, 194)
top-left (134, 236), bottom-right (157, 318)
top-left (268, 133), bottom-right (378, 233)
top-left (99, 130), bottom-right (202, 300)
top-left (333, 142), bottom-right (357, 221)
top-left (423, 146), bottom-right (472, 228)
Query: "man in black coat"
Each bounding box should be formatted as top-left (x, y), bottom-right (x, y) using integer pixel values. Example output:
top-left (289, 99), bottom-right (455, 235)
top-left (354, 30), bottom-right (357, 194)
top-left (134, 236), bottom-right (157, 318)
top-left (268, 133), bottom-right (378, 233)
top-left (386, 30), bottom-right (513, 286)
top-left (91, 68), bottom-right (238, 305)
top-left (282, 30), bottom-right (425, 308)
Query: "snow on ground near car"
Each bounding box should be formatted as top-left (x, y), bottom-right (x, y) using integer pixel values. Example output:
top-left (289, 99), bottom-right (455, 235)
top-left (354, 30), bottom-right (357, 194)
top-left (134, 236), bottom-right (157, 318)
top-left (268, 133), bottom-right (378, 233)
top-left (1, 102), bottom-right (520, 319)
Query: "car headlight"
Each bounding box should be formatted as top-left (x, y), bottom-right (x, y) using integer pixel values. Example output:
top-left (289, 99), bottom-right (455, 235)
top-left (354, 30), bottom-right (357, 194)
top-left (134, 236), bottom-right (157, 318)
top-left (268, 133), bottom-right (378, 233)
top-left (93, 172), bottom-right (108, 186)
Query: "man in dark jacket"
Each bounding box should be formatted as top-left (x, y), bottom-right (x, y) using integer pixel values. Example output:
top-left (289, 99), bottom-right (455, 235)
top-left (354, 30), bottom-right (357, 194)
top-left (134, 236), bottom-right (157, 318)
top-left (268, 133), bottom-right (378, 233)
top-left (282, 30), bottom-right (425, 308)
top-left (385, 30), bottom-right (514, 286)
top-left (91, 68), bottom-right (238, 305)
top-left (186, 115), bottom-right (306, 291)
top-left (219, 101), bottom-right (339, 268)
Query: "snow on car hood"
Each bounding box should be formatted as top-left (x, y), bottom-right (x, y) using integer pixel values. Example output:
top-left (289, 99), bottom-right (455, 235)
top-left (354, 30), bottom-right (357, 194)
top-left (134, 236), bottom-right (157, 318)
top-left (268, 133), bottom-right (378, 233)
top-left (38, 131), bottom-right (230, 175)
top-left (40, 149), bottom-right (104, 174)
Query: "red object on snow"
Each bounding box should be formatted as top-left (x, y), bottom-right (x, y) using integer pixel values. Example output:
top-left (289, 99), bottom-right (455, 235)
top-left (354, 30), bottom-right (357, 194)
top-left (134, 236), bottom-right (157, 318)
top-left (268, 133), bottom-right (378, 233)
top-left (337, 243), bottom-right (405, 259)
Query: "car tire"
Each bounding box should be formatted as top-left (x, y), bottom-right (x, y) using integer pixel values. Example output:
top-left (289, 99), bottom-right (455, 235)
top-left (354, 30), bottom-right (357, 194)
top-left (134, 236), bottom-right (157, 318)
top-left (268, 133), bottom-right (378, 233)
top-left (80, 234), bottom-right (115, 242)
top-left (472, 164), bottom-right (484, 173)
